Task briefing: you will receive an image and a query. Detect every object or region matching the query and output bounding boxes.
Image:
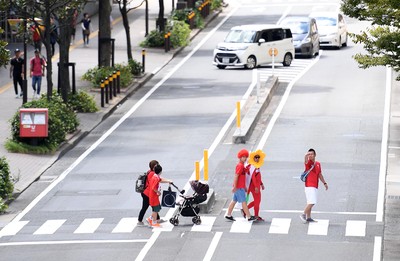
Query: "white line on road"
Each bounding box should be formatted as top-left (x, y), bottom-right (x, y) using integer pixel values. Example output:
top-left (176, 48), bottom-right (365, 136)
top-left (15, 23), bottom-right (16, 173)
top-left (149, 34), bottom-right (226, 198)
top-left (0, 221), bottom-right (29, 237)
top-left (229, 218), bottom-right (253, 233)
top-left (376, 66), bottom-right (392, 223)
top-left (0, 239), bottom-right (147, 247)
top-left (74, 218), bottom-right (103, 234)
top-left (269, 218), bottom-right (291, 234)
top-left (373, 236), bottom-right (383, 261)
top-left (135, 231), bottom-right (161, 261)
top-left (345, 220), bottom-right (366, 237)
top-left (33, 219), bottom-right (66, 235)
top-left (307, 219), bottom-right (329, 236)
top-left (203, 232), bottom-right (223, 261)
top-left (112, 217), bottom-right (138, 233)
top-left (191, 217), bottom-right (216, 232)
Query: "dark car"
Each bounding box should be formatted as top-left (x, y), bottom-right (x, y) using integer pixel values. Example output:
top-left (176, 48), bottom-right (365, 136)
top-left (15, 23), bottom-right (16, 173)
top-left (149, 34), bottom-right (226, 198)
top-left (278, 16), bottom-right (319, 58)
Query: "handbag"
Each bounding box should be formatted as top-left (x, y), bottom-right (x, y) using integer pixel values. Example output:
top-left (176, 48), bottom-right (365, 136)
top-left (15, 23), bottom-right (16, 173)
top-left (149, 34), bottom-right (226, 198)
top-left (161, 185), bottom-right (176, 208)
top-left (300, 163), bottom-right (315, 182)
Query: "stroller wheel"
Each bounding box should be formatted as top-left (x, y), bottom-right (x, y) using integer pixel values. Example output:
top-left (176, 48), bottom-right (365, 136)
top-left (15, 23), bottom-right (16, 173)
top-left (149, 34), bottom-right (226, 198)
top-left (170, 218), bottom-right (179, 226)
top-left (192, 216), bottom-right (201, 225)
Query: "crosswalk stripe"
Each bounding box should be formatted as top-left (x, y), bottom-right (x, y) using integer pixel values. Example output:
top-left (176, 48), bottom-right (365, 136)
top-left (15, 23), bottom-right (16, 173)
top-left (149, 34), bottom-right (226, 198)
top-left (112, 217), bottom-right (137, 233)
top-left (307, 219), bottom-right (329, 236)
top-left (345, 220), bottom-right (366, 237)
top-left (0, 221), bottom-right (29, 237)
top-left (269, 218), bottom-right (291, 234)
top-left (230, 218), bottom-right (252, 233)
top-left (191, 217), bottom-right (216, 232)
top-left (74, 218), bottom-right (104, 234)
top-left (33, 220), bottom-right (66, 235)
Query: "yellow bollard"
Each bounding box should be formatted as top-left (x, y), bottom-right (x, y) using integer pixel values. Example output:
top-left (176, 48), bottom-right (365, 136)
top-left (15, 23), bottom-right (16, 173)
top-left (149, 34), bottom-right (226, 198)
top-left (195, 161), bottom-right (200, 181)
top-left (204, 149), bottom-right (208, 181)
top-left (236, 101), bottom-right (241, 128)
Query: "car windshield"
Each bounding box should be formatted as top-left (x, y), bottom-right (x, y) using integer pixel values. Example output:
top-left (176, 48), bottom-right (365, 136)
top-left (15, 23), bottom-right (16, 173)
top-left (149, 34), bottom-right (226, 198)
top-left (282, 21), bottom-right (309, 34)
top-left (224, 29), bottom-right (257, 43)
top-left (314, 17), bottom-right (336, 26)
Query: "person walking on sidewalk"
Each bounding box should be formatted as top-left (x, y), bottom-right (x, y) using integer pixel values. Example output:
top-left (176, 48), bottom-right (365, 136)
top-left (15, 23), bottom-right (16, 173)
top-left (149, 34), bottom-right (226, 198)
top-left (300, 148), bottom-right (328, 223)
top-left (246, 150), bottom-right (266, 221)
top-left (10, 48), bottom-right (24, 98)
top-left (138, 160), bottom-right (164, 226)
top-left (49, 17), bottom-right (58, 56)
top-left (147, 165), bottom-right (172, 227)
top-left (30, 49), bottom-right (46, 99)
top-left (225, 149), bottom-right (256, 222)
top-left (81, 13), bottom-right (91, 47)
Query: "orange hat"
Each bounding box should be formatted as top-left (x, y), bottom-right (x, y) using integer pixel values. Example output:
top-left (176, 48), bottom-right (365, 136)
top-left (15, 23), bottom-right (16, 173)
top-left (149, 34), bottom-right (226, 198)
top-left (237, 149), bottom-right (249, 158)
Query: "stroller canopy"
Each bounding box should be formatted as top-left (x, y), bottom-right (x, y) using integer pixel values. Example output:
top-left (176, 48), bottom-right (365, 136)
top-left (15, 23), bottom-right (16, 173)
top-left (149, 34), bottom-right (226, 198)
top-left (190, 180), bottom-right (209, 195)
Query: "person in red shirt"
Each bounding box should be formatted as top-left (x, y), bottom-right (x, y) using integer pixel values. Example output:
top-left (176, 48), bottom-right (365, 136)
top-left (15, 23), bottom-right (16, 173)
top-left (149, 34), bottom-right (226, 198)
top-left (300, 148), bottom-right (328, 223)
top-left (147, 165), bottom-right (172, 227)
top-left (247, 150), bottom-right (265, 221)
top-left (225, 149), bottom-right (256, 222)
top-left (29, 49), bottom-right (46, 99)
top-left (138, 160), bottom-right (161, 226)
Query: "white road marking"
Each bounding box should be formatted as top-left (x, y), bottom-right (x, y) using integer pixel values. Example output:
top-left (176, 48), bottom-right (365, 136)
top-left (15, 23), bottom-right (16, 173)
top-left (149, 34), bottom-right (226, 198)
top-left (376, 66), bottom-right (392, 223)
top-left (373, 236), bottom-right (382, 261)
top-left (345, 220), bottom-right (366, 237)
top-left (268, 218), bottom-right (291, 234)
top-left (74, 218), bottom-right (103, 234)
top-left (0, 239), bottom-right (147, 247)
top-left (112, 217), bottom-right (138, 233)
top-left (229, 218), bottom-right (253, 233)
top-left (0, 221), bottom-right (29, 237)
top-left (203, 232), bottom-right (223, 261)
top-left (135, 231), bottom-right (161, 261)
top-left (191, 217), bottom-right (216, 232)
top-left (307, 219), bottom-right (329, 236)
top-left (33, 219), bottom-right (66, 235)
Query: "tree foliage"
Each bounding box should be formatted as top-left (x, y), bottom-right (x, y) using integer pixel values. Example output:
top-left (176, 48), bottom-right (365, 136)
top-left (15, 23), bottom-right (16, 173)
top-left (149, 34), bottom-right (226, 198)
top-left (341, 0), bottom-right (400, 79)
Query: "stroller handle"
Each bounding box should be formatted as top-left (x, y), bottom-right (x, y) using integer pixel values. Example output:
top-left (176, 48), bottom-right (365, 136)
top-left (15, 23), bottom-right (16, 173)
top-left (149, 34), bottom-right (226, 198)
top-left (170, 182), bottom-right (185, 195)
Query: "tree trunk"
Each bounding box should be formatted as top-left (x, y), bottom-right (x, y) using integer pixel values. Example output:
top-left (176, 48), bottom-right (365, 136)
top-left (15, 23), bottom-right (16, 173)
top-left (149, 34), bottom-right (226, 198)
top-left (120, 0), bottom-right (132, 61)
top-left (43, 12), bottom-right (53, 100)
top-left (158, 0), bottom-right (165, 32)
top-left (99, 0), bottom-right (112, 67)
top-left (58, 13), bottom-right (73, 102)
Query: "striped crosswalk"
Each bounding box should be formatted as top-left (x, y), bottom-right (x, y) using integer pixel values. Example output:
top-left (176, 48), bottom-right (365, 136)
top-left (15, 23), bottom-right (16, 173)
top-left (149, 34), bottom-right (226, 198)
top-left (0, 216), bottom-right (371, 238)
top-left (258, 59), bottom-right (316, 83)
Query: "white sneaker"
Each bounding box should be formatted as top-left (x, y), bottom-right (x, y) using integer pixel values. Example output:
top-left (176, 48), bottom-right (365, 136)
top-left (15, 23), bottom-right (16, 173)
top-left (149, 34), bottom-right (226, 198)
top-left (33, 93), bottom-right (36, 99)
top-left (15, 94), bottom-right (19, 98)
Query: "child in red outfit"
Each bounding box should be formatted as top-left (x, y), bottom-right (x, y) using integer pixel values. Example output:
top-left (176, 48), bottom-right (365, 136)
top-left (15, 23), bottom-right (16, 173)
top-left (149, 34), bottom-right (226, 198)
top-left (247, 150), bottom-right (266, 221)
top-left (147, 165), bottom-right (172, 227)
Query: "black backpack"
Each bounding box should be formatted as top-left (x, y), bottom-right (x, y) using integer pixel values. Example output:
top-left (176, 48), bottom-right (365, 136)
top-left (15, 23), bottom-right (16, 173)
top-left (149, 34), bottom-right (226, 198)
top-left (135, 171), bottom-right (148, 193)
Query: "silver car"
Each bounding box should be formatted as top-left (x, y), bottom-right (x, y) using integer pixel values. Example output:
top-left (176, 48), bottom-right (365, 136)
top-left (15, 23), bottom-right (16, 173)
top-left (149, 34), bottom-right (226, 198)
top-left (278, 16), bottom-right (320, 58)
top-left (309, 12), bottom-right (348, 49)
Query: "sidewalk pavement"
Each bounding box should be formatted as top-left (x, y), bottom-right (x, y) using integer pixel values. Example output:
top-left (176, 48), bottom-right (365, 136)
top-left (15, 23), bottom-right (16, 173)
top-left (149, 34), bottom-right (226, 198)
top-left (0, 3), bottom-right (223, 199)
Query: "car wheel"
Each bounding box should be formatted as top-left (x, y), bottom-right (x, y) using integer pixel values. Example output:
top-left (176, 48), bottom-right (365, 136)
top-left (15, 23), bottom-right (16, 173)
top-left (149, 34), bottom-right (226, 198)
top-left (308, 45), bottom-right (314, 58)
top-left (282, 53), bottom-right (292, 66)
top-left (337, 36), bottom-right (342, 49)
top-left (217, 65), bottom-right (226, 69)
top-left (315, 43), bottom-right (320, 56)
top-left (244, 56), bottom-right (257, 69)
top-left (342, 34), bottom-right (348, 47)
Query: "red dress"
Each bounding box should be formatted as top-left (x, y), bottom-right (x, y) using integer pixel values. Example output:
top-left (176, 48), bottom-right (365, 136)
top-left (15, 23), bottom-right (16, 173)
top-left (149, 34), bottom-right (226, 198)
top-left (247, 166), bottom-right (263, 217)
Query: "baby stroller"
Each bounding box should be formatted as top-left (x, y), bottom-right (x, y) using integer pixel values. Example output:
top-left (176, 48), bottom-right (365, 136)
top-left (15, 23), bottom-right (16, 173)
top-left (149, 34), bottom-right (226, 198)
top-left (169, 180), bottom-right (209, 226)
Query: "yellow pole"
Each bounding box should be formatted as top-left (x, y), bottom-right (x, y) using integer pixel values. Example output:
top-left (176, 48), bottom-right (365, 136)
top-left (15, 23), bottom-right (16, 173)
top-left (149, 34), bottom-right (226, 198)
top-left (204, 149), bottom-right (208, 181)
top-left (195, 161), bottom-right (200, 180)
top-left (236, 101), bottom-right (241, 128)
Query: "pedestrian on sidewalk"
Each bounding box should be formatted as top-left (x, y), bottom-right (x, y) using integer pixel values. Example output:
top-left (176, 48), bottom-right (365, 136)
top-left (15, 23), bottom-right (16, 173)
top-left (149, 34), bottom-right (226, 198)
top-left (81, 13), bottom-right (91, 47)
top-left (225, 149), bottom-right (256, 222)
top-left (300, 148), bottom-right (328, 223)
top-left (246, 150), bottom-right (266, 221)
top-left (10, 48), bottom-right (24, 98)
top-left (49, 17), bottom-right (58, 56)
top-left (138, 160), bottom-right (164, 226)
top-left (70, 9), bottom-right (78, 45)
top-left (146, 165), bottom-right (173, 227)
top-left (29, 49), bottom-right (46, 99)
top-left (30, 24), bottom-right (42, 52)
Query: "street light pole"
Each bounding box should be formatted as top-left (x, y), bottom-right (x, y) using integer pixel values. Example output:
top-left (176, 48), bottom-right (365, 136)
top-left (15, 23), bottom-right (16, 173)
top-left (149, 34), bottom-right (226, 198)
top-left (22, 9), bottom-right (27, 104)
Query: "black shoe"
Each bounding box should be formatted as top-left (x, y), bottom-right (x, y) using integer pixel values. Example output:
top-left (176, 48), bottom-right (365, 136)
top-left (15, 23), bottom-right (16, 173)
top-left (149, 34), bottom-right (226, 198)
top-left (225, 215), bottom-right (236, 221)
top-left (248, 216), bottom-right (257, 221)
top-left (306, 218), bottom-right (317, 222)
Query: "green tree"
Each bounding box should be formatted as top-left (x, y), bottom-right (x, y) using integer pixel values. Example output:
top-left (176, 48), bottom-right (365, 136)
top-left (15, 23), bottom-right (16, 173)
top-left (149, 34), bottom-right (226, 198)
top-left (0, 28), bottom-right (10, 67)
top-left (341, 0), bottom-right (400, 79)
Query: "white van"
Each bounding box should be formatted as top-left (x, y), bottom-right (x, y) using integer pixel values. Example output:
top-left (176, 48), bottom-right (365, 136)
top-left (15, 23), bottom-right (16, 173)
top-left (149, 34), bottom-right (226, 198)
top-left (213, 24), bottom-right (295, 69)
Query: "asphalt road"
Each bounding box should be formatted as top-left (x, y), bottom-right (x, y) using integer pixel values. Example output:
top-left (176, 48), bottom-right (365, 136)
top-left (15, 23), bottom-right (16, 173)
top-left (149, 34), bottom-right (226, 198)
top-left (0, 1), bottom-right (388, 261)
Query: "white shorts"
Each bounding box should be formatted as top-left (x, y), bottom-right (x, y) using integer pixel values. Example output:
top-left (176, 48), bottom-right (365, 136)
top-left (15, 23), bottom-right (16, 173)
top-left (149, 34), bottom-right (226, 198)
top-left (305, 187), bottom-right (318, 205)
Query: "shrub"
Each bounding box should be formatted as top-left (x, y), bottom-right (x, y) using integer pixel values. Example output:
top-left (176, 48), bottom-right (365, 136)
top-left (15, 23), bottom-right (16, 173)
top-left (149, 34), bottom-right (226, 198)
top-left (170, 20), bottom-right (191, 48)
top-left (0, 157), bottom-right (14, 213)
top-left (82, 63), bottom-right (133, 88)
top-left (68, 91), bottom-right (98, 113)
top-left (5, 92), bottom-right (79, 154)
top-left (140, 30), bottom-right (165, 48)
top-left (128, 59), bottom-right (143, 76)
top-left (211, 0), bottom-right (222, 10)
